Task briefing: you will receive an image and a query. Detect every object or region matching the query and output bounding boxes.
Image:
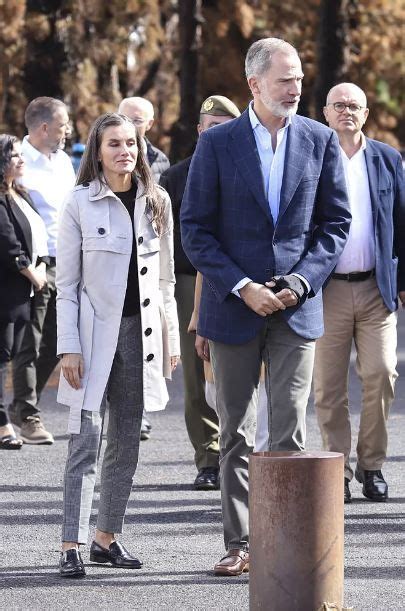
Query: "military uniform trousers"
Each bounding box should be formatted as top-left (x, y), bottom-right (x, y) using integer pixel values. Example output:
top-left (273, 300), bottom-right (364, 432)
top-left (314, 277), bottom-right (398, 480)
top-left (175, 273), bottom-right (219, 470)
top-left (209, 313), bottom-right (315, 551)
top-left (62, 315), bottom-right (143, 544)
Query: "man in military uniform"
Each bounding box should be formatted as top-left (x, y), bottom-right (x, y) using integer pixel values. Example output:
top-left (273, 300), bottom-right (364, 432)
top-left (160, 95), bottom-right (240, 490)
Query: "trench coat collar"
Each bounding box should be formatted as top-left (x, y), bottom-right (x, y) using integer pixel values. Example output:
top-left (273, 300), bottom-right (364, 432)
top-left (88, 175), bottom-right (144, 202)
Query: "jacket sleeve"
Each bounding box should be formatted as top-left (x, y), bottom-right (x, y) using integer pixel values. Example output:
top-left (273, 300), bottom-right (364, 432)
top-left (393, 154), bottom-right (405, 292)
top-left (0, 200), bottom-right (31, 272)
top-left (56, 192), bottom-right (83, 356)
top-left (159, 190), bottom-right (180, 357)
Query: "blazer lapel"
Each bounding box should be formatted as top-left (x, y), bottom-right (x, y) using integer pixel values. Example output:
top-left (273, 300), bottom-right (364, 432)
top-left (364, 140), bottom-right (380, 225)
top-left (278, 117), bottom-right (314, 218)
top-left (228, 110), bottom-right (273, 224)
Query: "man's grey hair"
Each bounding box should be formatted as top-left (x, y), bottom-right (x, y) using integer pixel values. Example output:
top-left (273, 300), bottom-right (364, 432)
top-left (25, 97), bottom-right (67, 130)
top-left (245, 38), bottom-right (298, 80)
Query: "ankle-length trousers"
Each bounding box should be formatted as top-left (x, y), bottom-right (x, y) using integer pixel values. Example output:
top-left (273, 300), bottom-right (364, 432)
top-left (62, 314), bottom-right (143, 544)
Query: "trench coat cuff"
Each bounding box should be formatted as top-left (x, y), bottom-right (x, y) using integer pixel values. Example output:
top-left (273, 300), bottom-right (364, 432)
top-left (168, 336), bottom-right (181, 356)
top-left (57, 337), bottom-right (82, 357)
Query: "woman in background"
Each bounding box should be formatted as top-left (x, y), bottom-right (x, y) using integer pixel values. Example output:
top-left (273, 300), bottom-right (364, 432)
top-left (0, 135), bottom-right (48, 449)
top-left (56, 113), bottom-right (180, 578)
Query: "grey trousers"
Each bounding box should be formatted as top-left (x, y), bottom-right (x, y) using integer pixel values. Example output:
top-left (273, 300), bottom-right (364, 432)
top-left (209, 314), bottom-right (315, 551)
top-left (175, 274), bottom-right (219, 470)
top-left (12, 263), bottom-right (59, 421)
top-left (62, 315), bottom-right (143, 544)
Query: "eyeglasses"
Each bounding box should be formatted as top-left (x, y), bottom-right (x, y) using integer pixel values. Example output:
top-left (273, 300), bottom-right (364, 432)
top-left (327, 102), bottom-right (364, 114)
top-left (131, 117), bottom-right (149, 126)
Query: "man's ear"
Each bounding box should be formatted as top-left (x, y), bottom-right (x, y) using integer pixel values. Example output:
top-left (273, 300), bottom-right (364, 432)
top-left (323, 106), bottom-right (329, 124)
top-left (197, 123), bottom-right (202, 136)
top-left (248, 76), bottom-right (260, 96)
top-left (145, 118), bottom-right (154, 132)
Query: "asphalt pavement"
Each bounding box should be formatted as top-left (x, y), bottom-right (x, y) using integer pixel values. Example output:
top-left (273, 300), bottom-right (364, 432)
top-left (1, 311), bottom-right (404, 610)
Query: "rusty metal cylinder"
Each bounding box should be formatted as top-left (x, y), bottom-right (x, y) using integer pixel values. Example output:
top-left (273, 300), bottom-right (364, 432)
top-left (249, 451), bottom-right (344, 611)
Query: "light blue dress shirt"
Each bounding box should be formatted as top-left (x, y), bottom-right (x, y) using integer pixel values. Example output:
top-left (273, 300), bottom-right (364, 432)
top-left (248, 102), bottom-right (291, 223)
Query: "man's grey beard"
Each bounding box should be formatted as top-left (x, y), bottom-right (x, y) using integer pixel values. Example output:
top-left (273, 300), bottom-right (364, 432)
top-left (262, 96), bottom-right (298, 118)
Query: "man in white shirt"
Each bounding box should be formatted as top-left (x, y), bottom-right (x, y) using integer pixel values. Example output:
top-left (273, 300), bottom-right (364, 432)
top-left (9, 97), bottom-right (75, 444)
top-left (314, 83), bottom-right (405, 503)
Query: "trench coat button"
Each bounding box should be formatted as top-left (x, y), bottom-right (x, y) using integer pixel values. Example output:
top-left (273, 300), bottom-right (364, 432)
top-left (143, 298), bottom-right (150, 307)
top-left (144, 328), bottom-right (152, 336)
top-left (138, 236), bottom-right (143, 245)
top-left (146, 353), bottom-right (154, 361)
top-left (98, 227), bottom-right (105, 235)
top-left (140, 267), bottom-right (147, 275)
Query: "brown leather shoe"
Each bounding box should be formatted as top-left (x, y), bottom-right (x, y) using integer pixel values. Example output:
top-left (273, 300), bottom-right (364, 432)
top-left (214, 549), bottom-right (249, 576)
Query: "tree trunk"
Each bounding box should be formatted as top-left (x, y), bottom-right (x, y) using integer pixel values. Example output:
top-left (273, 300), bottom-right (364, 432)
top-left (169, 0), bottom-right (201, 162)
top-left (314, 0), bottom-right (351, 122)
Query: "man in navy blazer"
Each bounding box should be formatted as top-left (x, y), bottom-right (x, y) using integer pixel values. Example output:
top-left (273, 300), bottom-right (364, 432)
top-left (181, 38), bottom-right (351, 576)
top-left (314, 83), bottom-right (405, 505)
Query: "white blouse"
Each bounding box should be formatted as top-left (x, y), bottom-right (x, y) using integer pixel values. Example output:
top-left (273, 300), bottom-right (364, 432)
top-left (12, 191), bottom-right (49, 267)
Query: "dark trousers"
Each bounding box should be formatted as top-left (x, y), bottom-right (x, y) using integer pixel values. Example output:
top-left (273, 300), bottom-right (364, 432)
top-left (0, 318), bottom-right (27, 426)
top-left (175, 274), bottom-right (219, 470)
top-left (11, 264), bottom-right (59, 422)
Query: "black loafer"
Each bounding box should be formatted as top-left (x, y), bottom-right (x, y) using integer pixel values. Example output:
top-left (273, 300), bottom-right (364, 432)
top-left (90, 540), bottom-right (143, 569)
top-left (59, 548), bottom-right (86, 578)
top-left (140, 416), bottom-right (151, 441)
top-left (355, 466), bottom-right (388, 501)
top-left (344, 478), bottom-right (351, 503)
top-left (194, 467), bottom-right (220, 491)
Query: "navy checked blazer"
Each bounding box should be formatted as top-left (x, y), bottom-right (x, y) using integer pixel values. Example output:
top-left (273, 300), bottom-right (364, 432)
top-left (361, 137), bottom-right (405, 312)
top-left (180, 109), bottom-right (351, 344)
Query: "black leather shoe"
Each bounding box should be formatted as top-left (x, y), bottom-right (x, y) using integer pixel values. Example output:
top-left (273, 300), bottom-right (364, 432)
top-left (355, 466), bottom-right (388, 501)
top-left (194, 467), bottom-right (220, 491)
top-left (344, 478), bottom-right (351, 503)
top-left (142, 415), bottom-right (152, 431)
top-left (59, 548), bottom-right (86, 578)
top-left (90, 540), bottom-right (143, 568)
top-left (140, 416), bottom-right (151, 441)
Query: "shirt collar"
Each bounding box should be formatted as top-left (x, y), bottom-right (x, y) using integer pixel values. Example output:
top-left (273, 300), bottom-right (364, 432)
top-left (248, 101), bottom-right (292, 133)
top-left (22, 135), bottom-right (63, 164)
top-left (340, 132), bottom-right (367, 161)
top-left (22, 135), bottom-right (44, 162)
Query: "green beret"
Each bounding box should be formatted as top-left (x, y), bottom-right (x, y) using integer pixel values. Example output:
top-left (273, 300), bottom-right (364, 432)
top-left (200, 95), bottom-right (240, 118)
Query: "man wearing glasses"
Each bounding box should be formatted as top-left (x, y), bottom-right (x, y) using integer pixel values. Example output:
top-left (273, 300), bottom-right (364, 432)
top-left (314, 82), bottom-right (405, 503)
top-left (118, 97), bottom-right (170, 183)
top-left (118, 96), bottom-right (170, 441)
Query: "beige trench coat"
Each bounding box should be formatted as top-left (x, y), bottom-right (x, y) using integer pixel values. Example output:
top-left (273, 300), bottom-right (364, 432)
top-left (56, 178), bottom-right (180, 433)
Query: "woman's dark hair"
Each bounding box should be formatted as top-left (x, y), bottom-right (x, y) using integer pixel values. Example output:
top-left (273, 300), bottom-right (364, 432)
top-left (0, 134), bottom-right (19, 193)
top-left (77, 112), bottom-right (166, 234)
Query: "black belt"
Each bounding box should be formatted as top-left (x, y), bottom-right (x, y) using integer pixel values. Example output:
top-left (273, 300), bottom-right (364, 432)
top-left (48, 256), bottom-right (56, 266)
top-left (332, 270), bottom-right (375, 282)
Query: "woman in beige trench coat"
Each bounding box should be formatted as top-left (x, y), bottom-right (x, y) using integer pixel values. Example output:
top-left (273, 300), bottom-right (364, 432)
top-left (56, 113), bottom-right (180, 578)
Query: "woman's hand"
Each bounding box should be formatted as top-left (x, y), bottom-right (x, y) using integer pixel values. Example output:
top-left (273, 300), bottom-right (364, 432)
top-left (61, 353), bottom-right (84, 389)
top-left (31, 269), bottom-right (47, 291)
top-left (20, 264), bottom-right (47, 291)
top-left (170, 355), bottom-right (180, 372)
